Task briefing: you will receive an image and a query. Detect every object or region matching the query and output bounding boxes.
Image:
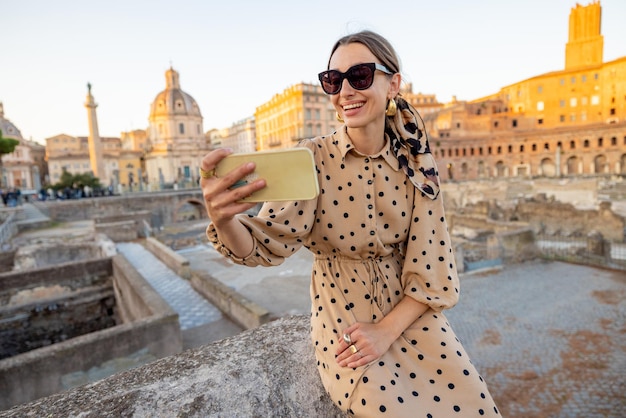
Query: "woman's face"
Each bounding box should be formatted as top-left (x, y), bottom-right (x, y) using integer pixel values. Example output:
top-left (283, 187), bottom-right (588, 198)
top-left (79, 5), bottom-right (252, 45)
top-left (328, 43), bottom-right (400, 130)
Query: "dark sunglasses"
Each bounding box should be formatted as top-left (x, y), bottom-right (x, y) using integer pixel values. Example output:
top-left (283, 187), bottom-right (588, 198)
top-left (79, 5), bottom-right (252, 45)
top-left (318, 62), bottom-right (393, 95)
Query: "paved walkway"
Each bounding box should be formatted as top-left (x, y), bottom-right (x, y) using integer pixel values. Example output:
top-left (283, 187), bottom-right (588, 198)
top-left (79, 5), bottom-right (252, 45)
top-left (116, 242), bottom-right (223, 331)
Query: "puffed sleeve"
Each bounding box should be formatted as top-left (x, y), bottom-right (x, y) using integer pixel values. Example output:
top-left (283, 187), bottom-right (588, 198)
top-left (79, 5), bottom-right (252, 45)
top-left (206, 197), bottom-right (317, 267)
top-left (400, 190), bottom-right (460, 311)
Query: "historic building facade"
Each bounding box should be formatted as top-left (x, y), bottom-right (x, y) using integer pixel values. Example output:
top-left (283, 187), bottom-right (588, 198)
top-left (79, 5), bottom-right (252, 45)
top-left (254, 83), bottom-right (339, 151)
top-left (425, 1), bottom-right (625, 181)
top-left (0, 102), bottom-right (46, 191)
top-left (45, 134), bottom-right (123, 186)
top-left (208, 117), bottom-right (256, 154)
top-left (144, 67), bottom-right (209, 186)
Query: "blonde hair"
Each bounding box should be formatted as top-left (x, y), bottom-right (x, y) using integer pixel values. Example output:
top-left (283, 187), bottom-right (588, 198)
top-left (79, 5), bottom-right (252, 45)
top-left (327, 30), bottom-right (401, 74)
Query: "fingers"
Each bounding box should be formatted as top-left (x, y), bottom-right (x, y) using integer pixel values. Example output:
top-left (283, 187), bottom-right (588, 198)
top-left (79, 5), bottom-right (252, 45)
top-left (336, 342), bottom-right (370, 368)
top-left (200, 148), bottom-right (232, 174)
top-left (200, 149), bottom-right (267, 222)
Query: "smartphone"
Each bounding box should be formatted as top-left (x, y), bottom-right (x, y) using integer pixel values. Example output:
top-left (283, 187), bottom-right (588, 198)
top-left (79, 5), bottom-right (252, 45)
top-left (215, 148), bottom-right (319, 202)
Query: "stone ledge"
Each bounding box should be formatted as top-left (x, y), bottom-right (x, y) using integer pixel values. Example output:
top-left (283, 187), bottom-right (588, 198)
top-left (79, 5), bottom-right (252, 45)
top-left (143, 237), bottom-right (190, 279)
top-left (1, 315), bottom-right (345, 418)
top-left (190, 270), bottom-right (270, 330)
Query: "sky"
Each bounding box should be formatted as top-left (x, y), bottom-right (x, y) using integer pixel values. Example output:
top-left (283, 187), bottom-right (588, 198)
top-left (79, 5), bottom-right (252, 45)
top-left (2, 0), bottom-right (625, 144)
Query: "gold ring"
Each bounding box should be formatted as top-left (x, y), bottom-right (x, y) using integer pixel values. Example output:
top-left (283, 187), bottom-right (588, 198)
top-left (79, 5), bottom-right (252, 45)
top-left (199, 167), bottom-right (216, 179)
top-left (349, 344), bottom-right (358, 355)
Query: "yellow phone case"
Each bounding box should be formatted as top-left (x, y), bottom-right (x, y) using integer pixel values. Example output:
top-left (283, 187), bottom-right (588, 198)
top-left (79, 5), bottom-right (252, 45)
top-left (215, 148), bottom-right (320, 202)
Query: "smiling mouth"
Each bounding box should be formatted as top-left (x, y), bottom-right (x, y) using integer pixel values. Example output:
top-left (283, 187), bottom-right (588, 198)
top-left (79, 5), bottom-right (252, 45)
top-left (342, 102), bottom-right (364, 111)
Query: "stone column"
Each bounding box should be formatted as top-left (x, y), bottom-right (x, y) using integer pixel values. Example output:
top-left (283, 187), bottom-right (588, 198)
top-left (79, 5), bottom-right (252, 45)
top-left (84, 83), bottom-right (106, 182)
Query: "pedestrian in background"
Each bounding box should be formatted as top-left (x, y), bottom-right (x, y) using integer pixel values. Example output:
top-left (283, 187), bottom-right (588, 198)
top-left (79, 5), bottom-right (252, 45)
top-left (199, 30), bottom-right (499, 417)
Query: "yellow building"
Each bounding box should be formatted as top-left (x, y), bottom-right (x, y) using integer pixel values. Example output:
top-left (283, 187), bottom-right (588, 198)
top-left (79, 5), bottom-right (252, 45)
top-left (255, 83), bottom-right (339, 151)
top-left (425, 1), bottom-right (626, 181)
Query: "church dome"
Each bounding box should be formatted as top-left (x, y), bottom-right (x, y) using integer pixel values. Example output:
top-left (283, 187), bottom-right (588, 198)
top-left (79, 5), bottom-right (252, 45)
top-left (0, 102), bottom-right (24, 140)
top-left (149, 68), bottom-right (202, 119)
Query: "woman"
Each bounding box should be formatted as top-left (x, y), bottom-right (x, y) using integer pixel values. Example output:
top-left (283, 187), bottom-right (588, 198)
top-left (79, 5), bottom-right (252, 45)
top-left (200, 30), bottom-right (500, 417)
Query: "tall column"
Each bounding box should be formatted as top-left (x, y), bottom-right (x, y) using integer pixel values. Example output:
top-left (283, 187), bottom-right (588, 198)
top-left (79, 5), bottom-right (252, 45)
top-left (84, 83), bottom-right (105, 181)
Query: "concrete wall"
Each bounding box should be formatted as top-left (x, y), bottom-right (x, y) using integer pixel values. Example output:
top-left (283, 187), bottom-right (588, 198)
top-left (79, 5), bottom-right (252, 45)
top-left (1, 315), bottom-right (345, 418)
top-left (94, 210), bottom-right (152, 239)
top-left (515, 198), bottom-right (625, 241)
top-left (34, 190), bottom-right (207, 228)
top-left (0, 255), bottom-right (182, 410)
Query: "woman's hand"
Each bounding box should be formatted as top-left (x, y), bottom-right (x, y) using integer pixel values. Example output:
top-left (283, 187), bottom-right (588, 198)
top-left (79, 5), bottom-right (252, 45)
top-left (335, 322), bottom-right (397, 368)
top-left (200, 148), bottom-right (266, 258)
top-left (199, 148), bottom-right (266, 227)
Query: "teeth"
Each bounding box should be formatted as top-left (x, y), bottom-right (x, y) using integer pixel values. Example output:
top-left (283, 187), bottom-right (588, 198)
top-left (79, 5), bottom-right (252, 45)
top-left (343, 102), bottom-right (364, 110)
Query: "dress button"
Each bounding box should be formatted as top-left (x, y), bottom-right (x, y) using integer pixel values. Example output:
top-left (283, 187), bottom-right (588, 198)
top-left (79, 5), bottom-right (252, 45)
top-left (365, 158), bottom-right (370, 163)
top-left (368, 204), bottom-right (373, 209)
top-left (368, 180), bottom-right (373, 185)
top-left (370, 231), bottom-right (375, 236)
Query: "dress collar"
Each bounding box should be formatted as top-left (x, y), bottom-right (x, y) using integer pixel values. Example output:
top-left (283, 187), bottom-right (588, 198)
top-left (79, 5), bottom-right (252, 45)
top-left (335, 126), bottom-right (400, 172)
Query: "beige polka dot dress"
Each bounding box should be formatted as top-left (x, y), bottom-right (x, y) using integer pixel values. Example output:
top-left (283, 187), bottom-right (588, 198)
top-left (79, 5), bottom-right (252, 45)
top-left (208, 127), bottom-right (500, 417)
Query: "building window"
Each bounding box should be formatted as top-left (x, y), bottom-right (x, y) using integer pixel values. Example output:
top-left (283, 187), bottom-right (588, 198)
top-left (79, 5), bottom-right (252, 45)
top-left (610, 108), bottom-right (616, 115)
top-left (456, 122), bottom-right (461, 129)
top-left (559, 78), bottom-right (565, 86)
top-left (611, 137), bottom-right (617, 146)
top-left (591, 95), bottom-right (600, 105)
top-left (570, 114), bottom-right (576, 122)
top-left (570, 98), bottom-right (577, 107)
top-left (581, 96), bottom-right (588, 105)
top-left (544, 143), bottom-right (550, 150)
top-left (488, 146), bottom-right (492, 155)
top-left (508, 145), bottom-right (513, 153)
top-left (479, 147), bottom-right (483, 155)
top-left (520, 145), bottom-right (525, 152)
top-left (583, 139), bottom-right (590, 148)
top-left (570, 140), bottom-right (575, 149)
top-left (559, 99), bottom-right (566, 107)
top-left (537, 86), bottom-right (543, 93)
top-left (179, 123), bottom-right (185, 134)
top-left (571, 76), bottom-right (576, 84)
top-left (494, 121), bottom-right (499, 128)
top-left (598, 137), bottom-right (603, 147)
top-left (538, 118), bottom-right (543, 125)
top-left (594, 73), bottom-right (599, 80)
top-left (532, 144), bottom-right (537, 151)
top-left (582, 75), bottom-right (587, 82)
top-left (512, 119), bottom-right (518, 128)
top-left (560, 115), bottom-right (565, 122)
top-left (537, 101), bottom-right (544, 111)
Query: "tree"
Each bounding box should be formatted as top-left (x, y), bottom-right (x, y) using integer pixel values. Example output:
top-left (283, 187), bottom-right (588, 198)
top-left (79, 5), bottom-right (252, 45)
top-left (53, 168), bottom-right (102, 191)
top-left (0, 129), bottom-right (19, 188)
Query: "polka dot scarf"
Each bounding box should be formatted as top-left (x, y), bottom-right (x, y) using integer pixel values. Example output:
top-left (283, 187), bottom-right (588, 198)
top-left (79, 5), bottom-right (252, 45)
top-left (385, 97), bottom-right (441, 199)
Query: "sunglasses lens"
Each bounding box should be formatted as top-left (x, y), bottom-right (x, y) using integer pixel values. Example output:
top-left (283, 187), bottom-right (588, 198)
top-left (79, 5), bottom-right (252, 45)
top-left (320, 70), bottom-right (342, 94)
top-left (348, 64), bottom-right (374, 90)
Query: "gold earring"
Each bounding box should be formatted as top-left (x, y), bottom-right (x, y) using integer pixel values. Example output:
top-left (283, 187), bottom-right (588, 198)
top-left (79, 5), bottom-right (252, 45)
top-left (385, 99), bottom-right (397, 117)
top-left (336, 112), bottom-right (344, 123)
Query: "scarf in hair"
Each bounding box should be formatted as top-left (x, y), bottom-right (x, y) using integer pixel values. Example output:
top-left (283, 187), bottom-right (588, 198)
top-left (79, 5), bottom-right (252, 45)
top-left (384, 97), bottom-right (440, 199)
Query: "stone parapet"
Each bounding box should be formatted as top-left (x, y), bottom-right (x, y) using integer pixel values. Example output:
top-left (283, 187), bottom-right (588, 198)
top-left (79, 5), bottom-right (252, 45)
top-left (0, 315), bottom-right (344, 418)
